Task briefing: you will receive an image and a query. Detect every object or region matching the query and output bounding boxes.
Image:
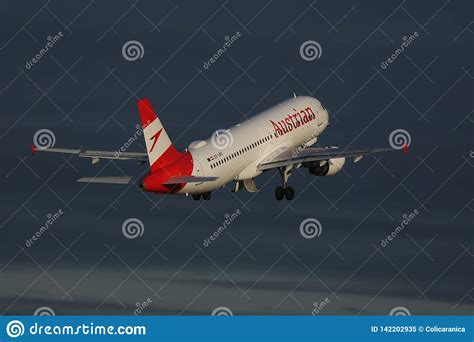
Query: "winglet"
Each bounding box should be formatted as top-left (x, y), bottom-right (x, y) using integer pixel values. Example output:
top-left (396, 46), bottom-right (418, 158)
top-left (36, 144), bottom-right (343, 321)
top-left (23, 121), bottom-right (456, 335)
top-left (31, 144), bottom-right (38, 156)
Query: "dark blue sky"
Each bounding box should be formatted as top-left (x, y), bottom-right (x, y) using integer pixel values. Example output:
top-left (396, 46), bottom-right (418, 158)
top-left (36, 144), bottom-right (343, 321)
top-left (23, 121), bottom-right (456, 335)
top-left (0, 0), bottom-right (472, 315)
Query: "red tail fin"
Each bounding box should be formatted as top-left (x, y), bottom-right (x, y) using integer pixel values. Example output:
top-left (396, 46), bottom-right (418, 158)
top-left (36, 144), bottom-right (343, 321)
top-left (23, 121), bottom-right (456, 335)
top-left (137, 99), bottom-right (182, 171)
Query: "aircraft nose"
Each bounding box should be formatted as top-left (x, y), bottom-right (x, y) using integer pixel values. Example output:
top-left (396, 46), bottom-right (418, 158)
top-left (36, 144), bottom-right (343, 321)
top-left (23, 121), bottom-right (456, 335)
top-left (324, 108), bottom-right (329, 125)
top-left (318, 100), bottom-right (329, 125)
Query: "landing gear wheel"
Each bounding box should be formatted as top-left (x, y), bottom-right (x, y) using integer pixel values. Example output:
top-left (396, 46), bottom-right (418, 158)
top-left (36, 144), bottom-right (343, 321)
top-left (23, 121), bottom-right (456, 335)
top-left (202, 192), bottom-right (212, 201)
top-left (192, 194), bottom-right (201, 201)
top-left (276, 165), bottom-right (294, 200)
top-left (284, 186), bottom-right (294, 200)
top-left (275, 186), bottom-right (284, 200)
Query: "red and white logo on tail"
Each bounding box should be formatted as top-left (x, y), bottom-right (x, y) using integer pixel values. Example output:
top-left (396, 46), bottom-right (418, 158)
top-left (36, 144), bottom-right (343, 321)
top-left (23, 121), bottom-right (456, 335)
top-left (137, 99), bottom-right (182, 171)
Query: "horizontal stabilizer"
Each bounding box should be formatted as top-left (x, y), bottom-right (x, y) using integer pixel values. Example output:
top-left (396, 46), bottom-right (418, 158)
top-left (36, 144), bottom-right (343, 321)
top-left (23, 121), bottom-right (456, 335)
top-left (32, 147), bottom-right (147, 161)
top-left (163, 176), bottom-right (218, 185)
top-left (76, 177), bottom-right (132, 184)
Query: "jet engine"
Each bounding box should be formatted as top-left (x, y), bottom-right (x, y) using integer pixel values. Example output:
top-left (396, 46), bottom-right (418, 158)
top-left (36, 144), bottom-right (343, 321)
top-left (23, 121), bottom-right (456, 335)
top-left (304, 157), bottom-right (346, 176)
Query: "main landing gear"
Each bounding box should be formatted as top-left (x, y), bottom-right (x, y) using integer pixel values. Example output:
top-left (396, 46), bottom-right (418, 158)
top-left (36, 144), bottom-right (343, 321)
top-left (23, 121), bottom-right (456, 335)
top-left (275, 165), bottom-right (295, 201)
top-left (192, 192), bottom-right (212, 201)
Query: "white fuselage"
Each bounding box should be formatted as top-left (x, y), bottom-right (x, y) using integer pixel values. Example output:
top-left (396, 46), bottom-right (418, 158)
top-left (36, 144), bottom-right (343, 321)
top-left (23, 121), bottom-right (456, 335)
top-left (182, 96), bottom-right (329, 195)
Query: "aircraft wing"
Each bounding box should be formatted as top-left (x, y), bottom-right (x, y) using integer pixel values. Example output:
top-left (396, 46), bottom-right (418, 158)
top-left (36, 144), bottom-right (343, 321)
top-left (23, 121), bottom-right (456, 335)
top-left (32, 146), bottom-right (147, 164)
top-left (258, 146), bottom-right (399, 171)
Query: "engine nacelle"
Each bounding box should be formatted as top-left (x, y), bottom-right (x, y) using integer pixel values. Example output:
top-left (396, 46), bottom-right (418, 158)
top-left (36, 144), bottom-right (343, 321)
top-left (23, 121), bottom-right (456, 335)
top-left (305, 157), bottom-right (345, 176)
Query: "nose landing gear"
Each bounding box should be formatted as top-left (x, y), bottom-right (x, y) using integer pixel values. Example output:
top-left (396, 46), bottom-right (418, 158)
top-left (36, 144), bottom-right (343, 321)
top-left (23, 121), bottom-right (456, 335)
top-left (275, 165), bottom-right (295, 200)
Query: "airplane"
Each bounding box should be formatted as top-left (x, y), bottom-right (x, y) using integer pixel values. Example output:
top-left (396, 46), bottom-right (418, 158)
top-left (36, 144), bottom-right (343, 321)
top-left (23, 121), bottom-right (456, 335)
top-left (32, 96), bottom-right (401, 201)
